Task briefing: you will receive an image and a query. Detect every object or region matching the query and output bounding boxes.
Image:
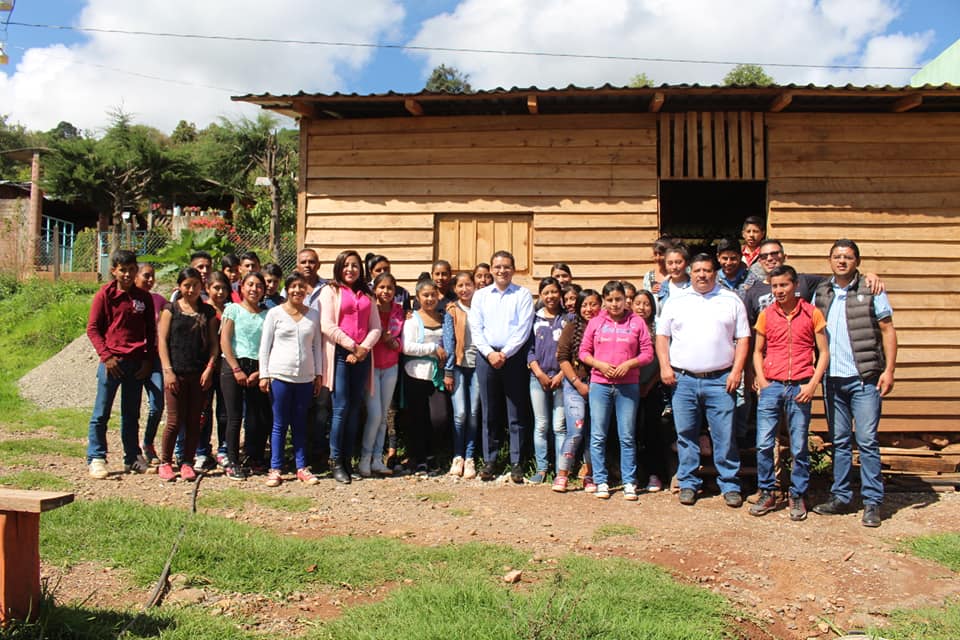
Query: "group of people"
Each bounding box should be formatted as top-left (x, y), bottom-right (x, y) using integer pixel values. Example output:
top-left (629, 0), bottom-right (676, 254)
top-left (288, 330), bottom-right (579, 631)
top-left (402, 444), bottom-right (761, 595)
top-left (84, 215), bottom-right (896, 527)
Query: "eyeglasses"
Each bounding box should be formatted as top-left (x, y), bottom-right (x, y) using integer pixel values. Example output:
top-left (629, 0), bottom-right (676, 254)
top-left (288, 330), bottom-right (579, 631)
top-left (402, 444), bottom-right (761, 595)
top-left (758, 251), bottom-right (783, 260)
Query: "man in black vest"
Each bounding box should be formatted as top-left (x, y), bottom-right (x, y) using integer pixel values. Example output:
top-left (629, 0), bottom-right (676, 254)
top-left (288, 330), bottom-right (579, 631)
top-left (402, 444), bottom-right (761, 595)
top-left (811, 239), bottom-right (897, 528)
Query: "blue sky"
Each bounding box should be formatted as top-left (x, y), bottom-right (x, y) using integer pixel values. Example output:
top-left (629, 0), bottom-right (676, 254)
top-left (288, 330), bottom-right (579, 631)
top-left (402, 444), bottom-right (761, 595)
top-left (2, 0), bottom-right (958, 132)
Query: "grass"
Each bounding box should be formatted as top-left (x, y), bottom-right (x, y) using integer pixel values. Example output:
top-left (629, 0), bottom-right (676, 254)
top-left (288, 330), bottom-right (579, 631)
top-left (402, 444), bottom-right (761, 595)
top-left (414, 491), bottom-right (455, 503)
top-left (449, 508), bottom-right (472, 517)
top-left (870, 599), bottom-right (960, 640)
top-left (0, 437), bottom-right (86, 465)
top-left (0, 470), bottom-right (73, 491)
top-left (37, 499), bottom-right (733, 639)
top-left (899, 533), bottom-right (960, 572)
top-left (199, 487), bottom-right (314, 513)
top-left (593, 524), bottom-right (638, 541)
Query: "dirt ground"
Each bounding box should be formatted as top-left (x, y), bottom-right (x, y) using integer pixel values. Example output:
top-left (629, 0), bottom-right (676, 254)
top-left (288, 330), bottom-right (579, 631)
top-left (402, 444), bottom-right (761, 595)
top-left (31, 430), bottom-right (960, 640)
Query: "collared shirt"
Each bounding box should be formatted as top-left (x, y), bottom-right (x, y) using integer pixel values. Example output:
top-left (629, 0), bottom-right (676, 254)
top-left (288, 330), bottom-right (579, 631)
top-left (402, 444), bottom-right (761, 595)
top-left (718, 265), bottom-right (749, 292)
top-left (742, 245), bottom-right (760, 267)
top-left (87, 281), bottom-right (157, 362)
top-left (468, 282), bottom-right (534, 359)
top-left (656, 284), bottom-right (750, 373)
top-left (818, 278), bottom-right (892, 378)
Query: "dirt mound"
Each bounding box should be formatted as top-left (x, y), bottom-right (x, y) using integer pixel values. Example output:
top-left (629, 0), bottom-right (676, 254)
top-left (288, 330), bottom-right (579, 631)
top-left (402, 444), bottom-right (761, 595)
top-left (18, 335), bottom-right (101, 410)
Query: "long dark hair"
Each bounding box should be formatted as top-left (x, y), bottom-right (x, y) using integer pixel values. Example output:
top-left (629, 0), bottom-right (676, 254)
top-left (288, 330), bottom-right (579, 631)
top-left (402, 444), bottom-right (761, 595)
top-left (332, 250), bottom-right (366, 293)
top-left (571, 288), bottom-right (601, 369)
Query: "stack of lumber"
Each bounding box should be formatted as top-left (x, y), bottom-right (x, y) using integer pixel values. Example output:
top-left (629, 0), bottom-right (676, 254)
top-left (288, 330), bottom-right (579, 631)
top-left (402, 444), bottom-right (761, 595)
top-left (855, 436), bottom-right (960, 490)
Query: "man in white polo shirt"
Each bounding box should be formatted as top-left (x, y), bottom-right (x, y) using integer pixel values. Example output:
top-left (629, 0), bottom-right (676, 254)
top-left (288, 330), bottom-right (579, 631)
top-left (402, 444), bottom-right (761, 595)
top-left (656, 253), bottom-right (751, 507)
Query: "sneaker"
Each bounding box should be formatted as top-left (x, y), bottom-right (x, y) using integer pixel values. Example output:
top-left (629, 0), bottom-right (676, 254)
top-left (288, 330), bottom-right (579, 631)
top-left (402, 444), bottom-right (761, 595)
top-left (124, 455), bottom-right (150, 474)
top-left (723, 491), bottom-right (743, 508)
top-left (789, 495), bottom-right (807, 521)
top-left (415, 463), bottom-right (429, 476)
top-left (527, 470), bottom-right (547, 485)
top-left (358, 456), bottom-right (373, 478)
top-left (861, 504), bottom-right (882, 528)
top-left (645, 475), bottom-right (662, 493)
top-left (595, 483), bottom-right (610, 499)
top-left (88, 458), bottom-right (109, 479)
top-left (661, 406), bottom-right (673, 418)
top-left (479, 461), bottom-right (496, 481)
top-left (142, 445), bottom-right (160, 466)
top-left (678, 488), bottom-right (697, 506)
top-left (194, 455), bottom-right (208, 471)
top-left (179, 464), bottom-right (197, 482)
top-left (225, 463), bottom-right (248, 481)
top-left (448, 456), bottom-right (464, 477)
top-left (510, 465), bottom-right (524, 484)
top-left (462, 458), bottom-right (477, 480)
top-left (583, 476), bottom-right (597, 493)
top-left (297, 468), bottom-right (320, 485)
top-left (216, 452), bottom-right (229, 469)
top-left (158, 463), bottom-right (177, 482)
top-left (552, 475), bottom-right (568, 493)
top-left (812, 496), bottom-right (853, 516)
top-left (265, 469), bottom-right (283, 487)
top-left (623, 483), bottom-right (639, 501)
top-left (749, 490), bottom-right (777, 516)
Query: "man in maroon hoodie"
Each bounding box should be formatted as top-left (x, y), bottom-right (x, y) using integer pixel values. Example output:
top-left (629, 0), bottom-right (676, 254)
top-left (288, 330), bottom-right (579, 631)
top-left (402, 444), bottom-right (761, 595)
top-left (86, 249), bottom-right (156, 478)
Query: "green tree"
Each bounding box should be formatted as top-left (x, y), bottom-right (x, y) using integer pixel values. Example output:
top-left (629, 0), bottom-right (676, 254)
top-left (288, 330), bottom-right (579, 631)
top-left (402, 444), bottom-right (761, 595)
top-left (170, 120), bottom-right (198, 145)
top-left (0, 115), bottom-right (30, 180)
top-left (425, 64), bottom-right (473, 93)
top-left (723, 64), bottom-right (775, 86)
top-left (47, 121), bottom-right (81, 142)
top-left (629, 73), bottom-right (655, 88)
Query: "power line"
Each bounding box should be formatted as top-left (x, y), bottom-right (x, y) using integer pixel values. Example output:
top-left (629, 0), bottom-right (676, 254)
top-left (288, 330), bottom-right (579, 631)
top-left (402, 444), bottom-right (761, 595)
top-left (9, 20), bottom-right (924, 71)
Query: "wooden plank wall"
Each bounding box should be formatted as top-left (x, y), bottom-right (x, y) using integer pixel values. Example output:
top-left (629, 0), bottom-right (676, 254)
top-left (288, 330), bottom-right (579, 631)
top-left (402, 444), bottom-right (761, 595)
top-left (767, 113), bottom-right (960, 432)
top-left (659, 112), bottom-right (765, 180)
top-left (302, 113), bottom-right (659, 291)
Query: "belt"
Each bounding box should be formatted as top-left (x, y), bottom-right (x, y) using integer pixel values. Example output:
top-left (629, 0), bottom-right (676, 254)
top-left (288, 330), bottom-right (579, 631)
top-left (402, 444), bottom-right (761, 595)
top-left (769, 378), bottom-right (811, 386)
top-left (673, 367), bottom-right (731, 379)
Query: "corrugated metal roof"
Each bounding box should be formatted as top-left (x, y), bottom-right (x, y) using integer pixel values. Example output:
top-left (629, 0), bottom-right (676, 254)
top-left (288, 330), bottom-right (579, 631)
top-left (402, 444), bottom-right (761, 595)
top-left (233, 83), bottom-right (960, 119)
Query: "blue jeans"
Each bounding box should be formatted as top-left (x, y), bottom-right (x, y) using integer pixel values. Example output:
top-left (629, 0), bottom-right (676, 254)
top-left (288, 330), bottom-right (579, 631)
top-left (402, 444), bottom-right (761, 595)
top-left (269, 379), bottom-right (313, 471)
top-left (450, 366), bottom-right (479, 459)
top-left (559, 379), bottom-right (590, 472)
top-left (87, 360), bottom-right (145, 464)
top-left (362, 365), bottom-right (399, 459)
top-left (756, 381), bottom-right (811, 496)
top-left (330, 346), bottom-right (370, 462)
top-left (142, 357), bottom-right (164, 447)
top-left (673, 373), bottom-right (740, 494)
top-left (824, 376), bottom-right (883, 506)
top-left (588, 382), bottom-right (638, 486)
top-left (530, 374), bottom-right (566, 472)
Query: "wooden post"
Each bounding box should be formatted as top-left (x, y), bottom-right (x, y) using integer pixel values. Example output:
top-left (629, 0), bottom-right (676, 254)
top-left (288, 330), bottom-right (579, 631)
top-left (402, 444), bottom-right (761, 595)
top-left (0, 490), bottom-right (74, 622)
top-left (51, 224), bottom-right (61, 281)
top-left (24, 152), bottom-right (42, 277)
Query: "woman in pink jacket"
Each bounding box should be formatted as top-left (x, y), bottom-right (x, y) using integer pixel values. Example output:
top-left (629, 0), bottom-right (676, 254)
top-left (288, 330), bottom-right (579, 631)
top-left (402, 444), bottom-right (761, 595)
top-left (320, 250), bottom-right (382, 484)
top-left (578, 280), bottom-right (654, 501)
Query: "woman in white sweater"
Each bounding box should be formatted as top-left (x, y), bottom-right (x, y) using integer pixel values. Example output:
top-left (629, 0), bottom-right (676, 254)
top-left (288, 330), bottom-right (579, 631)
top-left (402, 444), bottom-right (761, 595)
top-left (258, 272), bottom-right (324, 487)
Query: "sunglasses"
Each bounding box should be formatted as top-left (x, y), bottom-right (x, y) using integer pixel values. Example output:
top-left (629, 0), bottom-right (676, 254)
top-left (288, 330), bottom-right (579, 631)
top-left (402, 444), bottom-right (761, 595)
top-left (759, 251), bottom-right (783, 260)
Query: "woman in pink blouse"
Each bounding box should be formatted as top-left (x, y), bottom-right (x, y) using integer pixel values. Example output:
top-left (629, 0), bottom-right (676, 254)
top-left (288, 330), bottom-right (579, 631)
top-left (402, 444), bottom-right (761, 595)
top-left (320, 250), bottom-right (382, 484)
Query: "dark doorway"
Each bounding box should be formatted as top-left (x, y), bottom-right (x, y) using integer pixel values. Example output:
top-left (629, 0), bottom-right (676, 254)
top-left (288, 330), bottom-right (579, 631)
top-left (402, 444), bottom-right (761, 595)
top-left (659, 180), bottom-right (766, 255)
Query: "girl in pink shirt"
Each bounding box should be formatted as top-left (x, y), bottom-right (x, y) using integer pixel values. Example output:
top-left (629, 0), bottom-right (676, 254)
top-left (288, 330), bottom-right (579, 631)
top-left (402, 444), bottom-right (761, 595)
top-left (320, 250), bottom-right (382, 484)
top-left (578, 281), bottom-right (654, 500)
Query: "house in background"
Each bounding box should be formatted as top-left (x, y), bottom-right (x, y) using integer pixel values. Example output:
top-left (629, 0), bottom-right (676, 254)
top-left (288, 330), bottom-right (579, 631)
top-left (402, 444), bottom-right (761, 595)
top-left (235, 84), bottom-right (960, 435)
top-left (912, 38), bottom-right (960, 86)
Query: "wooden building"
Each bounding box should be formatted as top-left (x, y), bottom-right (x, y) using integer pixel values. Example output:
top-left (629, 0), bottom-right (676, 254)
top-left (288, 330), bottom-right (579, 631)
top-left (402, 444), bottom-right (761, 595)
top-left (236, 84), bottom-right (960, 434)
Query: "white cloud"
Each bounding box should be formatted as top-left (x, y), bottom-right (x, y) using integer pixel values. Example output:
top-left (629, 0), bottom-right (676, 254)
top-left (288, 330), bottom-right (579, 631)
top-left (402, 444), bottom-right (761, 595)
top-left (408, 0), bottom-right (932, 90)
top-left (0, 0), bottom-right (405, 133)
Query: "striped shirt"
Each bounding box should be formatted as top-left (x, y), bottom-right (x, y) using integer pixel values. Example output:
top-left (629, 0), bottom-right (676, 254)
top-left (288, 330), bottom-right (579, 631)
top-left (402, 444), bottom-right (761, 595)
top-left (818, 281), bottom-right (892, 378)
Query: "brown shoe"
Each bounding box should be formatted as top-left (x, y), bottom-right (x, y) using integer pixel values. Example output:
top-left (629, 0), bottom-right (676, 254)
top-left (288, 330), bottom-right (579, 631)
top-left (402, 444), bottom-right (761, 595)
top-left (749, 490), bottom-right (776, 516)
top-left (789, 495), bottom-right (807, 521)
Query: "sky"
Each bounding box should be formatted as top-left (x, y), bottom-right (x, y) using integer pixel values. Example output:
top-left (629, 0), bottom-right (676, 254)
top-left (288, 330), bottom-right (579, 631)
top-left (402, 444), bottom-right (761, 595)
top-left (1, 0), bottom-right (958, 134)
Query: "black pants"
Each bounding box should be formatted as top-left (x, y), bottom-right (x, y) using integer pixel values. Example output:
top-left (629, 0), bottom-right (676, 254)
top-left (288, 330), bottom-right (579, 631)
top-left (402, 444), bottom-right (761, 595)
top-left (220, 358), bottom-right (271, 466)
top-left (638, 384), bottom-right (676, 481)
top-left (477, 352), bottom-right (530, 465)
top-left (403, 373), bottom-right (451, 465)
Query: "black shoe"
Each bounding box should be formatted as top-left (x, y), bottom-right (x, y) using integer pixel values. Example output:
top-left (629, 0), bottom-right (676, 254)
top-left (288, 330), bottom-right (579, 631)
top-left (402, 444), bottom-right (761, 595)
top-left (331, 459), bottom-right (351, 484)
top-left (510, 465), bottom-right (524, 484)
top-left (723, 491), bottom-right (743, 508)
top-left (812, 496), bottom-right (852, 516)
top-left (789, 495), bottom-right (807, 521)
top-left (225, 463), bottom-right (248, 481)
top-left (749, 490), bottom-right (776, 516)
top-left (479, 462), bottom-right (496, 481)
top-left (862, 504), bottom-right (882, 528)
top-left (678, 488), bottom-right (697, 506)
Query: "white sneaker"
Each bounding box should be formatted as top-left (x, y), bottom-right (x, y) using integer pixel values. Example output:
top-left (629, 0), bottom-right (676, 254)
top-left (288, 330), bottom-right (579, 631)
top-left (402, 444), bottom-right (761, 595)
top-left (623, 483), bottom-right (639, 501)
top-left (89, 458), bottom-right (109, 479)
top-left (462, 458), bottom-right (477, 479)
top-left (358, 455), bottom-right (372, 478)
top-left (595, 483), bottom-right (610, 499)
top-left (448, 456), bottom-right (464, 476)
top-left (645, 475), bottom-right (663, 493)
top-left (194, 455), bottom-right (208, 471)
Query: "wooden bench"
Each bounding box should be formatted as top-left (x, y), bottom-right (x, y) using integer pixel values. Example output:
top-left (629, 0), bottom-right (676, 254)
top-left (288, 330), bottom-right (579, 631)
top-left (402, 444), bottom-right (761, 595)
top-left (0, 489), bottom-right (74, 622)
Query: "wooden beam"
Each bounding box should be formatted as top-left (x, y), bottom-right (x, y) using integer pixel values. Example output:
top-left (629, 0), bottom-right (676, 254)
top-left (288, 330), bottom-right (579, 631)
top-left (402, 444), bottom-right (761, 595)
top-left (527, 95), bottom-right (538, 115)
top-left (404, 99), bottom-right (424, 117)
top-left (892, 94), bottom-right (923, 113)
top-left (648, 92), bottom-right (665, 113)
top-left (769, 91), bottom-right (793, 113)
top-left (290, 101), bottom-right (317, 118)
